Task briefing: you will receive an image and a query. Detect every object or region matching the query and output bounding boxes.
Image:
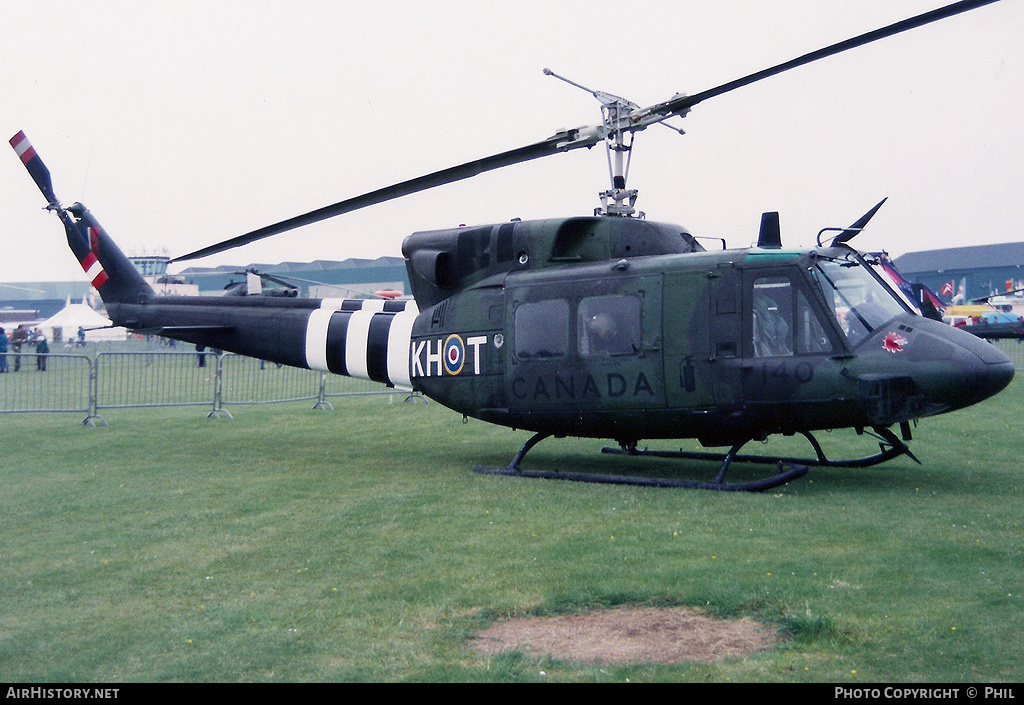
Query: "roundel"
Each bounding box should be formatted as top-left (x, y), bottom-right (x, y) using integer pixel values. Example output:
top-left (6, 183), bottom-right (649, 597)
top-left (443, 334), bottom-right (465, 375)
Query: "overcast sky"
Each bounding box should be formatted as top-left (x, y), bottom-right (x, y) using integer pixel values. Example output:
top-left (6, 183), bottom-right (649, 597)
top-left (1, 0), bottom-right (1021, 284)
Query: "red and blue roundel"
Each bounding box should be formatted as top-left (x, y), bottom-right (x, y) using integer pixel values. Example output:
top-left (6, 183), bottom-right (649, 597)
top-left (443, 334), bottom-right (465, 375)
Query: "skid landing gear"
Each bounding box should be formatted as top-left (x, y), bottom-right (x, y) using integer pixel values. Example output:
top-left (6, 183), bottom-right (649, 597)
top-left (473, 432), bottom-right (807, 492)
top-left (473, 426), bottom-right (918, 492)
top-left (604, 425), bottom-right (920, 468)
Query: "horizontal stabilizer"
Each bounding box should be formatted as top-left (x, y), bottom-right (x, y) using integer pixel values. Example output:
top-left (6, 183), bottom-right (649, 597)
top-left (143, 325), bottom-right (236, 335)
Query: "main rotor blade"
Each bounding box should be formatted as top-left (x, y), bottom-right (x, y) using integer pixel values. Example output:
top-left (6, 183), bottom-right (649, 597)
top-left (650, 0), bottom-right (1002, 119)
top-left (174, 0), bottom-right (1003, 262)
top-left (171, 131), bottom-right (596, 262)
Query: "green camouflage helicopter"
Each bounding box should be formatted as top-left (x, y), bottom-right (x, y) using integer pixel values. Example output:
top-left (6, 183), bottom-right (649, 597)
top-left (11, 0), bottom-right (1014, 491)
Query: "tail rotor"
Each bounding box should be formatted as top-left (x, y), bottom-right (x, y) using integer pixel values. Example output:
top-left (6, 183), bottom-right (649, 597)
top-left (10, 131), bottom-right (59, 207)
top-left (9, 131), bottom-right (152, 305)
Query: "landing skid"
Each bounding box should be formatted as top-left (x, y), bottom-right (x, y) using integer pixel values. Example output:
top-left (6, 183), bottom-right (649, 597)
top-left (474, 426), bottom-right (918, 492)
top-left (603, 426), bottom-right (920, 469)
top-left (473, 432), bottom-right (809, 493)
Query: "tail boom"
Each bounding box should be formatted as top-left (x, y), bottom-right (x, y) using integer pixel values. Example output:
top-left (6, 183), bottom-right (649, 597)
top-left (303, 298), bottom-right (418, 389)
top-left (11, 130), bottom-right (420, 391)
top-left (112, 294), bottom-right (419, 389)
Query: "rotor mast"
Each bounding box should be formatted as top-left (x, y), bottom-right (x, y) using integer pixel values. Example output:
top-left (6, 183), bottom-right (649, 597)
top-left (599, 96), bottom-right (639, 217)
top-left (543, 68), bottom-right (687, 217)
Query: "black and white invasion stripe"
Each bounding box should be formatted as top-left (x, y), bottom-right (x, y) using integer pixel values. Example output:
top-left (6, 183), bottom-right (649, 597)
top-left (304, 298), bottom-right (418, 389)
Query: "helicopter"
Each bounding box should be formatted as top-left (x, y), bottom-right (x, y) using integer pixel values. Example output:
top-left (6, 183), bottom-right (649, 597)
top-left (10, 0), bottom-right (1015, 491)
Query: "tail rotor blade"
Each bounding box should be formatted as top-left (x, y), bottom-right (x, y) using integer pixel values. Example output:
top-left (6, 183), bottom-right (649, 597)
top-left (9, 131), bottom-right (59, 207)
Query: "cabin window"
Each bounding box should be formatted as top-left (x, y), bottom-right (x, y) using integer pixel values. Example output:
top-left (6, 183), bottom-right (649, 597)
top-left (515, 299), bottom-right (568, 359)
top-left (578, 295), bottom-right (642, 356)
top-left (753, 277), bottom-right (794, 357)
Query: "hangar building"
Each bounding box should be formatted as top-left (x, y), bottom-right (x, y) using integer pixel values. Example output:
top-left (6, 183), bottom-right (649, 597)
top-left (891, 242), bottom-right (1024, 305)
top-left (0, 256), bottom-right (409, 321)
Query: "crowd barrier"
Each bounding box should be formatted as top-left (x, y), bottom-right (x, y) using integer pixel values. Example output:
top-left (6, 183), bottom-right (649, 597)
top-left (2, 341), bottom-right (1021, 423)
top-left (991, 339), bottom-right (1024, 371)
top-left (0, 351), bottom-right (397, 424)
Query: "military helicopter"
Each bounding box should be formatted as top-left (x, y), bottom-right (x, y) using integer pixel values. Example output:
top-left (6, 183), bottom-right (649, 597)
top-left (11, 0), bottom-right (1015, 491)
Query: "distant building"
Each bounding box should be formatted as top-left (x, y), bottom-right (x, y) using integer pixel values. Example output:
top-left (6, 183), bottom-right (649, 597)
top-left (129, 253), bottom-right (199, 296)
top-left (177, 257), bottom-right (408, 298)
top-left (0, 256), bottom-right (411, 319)
top-left (0, 308), bottom-right (39, 323)
top-left (892, 242), bottom-right (1024, 306)
top-left (0, 281), bottom-right (92, 320)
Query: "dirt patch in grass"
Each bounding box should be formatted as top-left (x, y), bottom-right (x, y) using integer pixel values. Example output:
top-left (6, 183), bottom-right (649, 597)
top-left (472, 607), bottom-right (779, 664)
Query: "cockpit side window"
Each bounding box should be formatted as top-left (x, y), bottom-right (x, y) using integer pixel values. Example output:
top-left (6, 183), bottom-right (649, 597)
top-left (752, 275), bottom-right (835, 357)
top-left (753, 277), bottom-right (794, 357)
top-left (796, 290), bottom-right (832, 354)
top-left (812, 257), bottom-right (906, 347)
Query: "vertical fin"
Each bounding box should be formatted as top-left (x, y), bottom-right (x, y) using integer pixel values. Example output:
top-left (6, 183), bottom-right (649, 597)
top-left (10, 132), bottom-right (153, 305)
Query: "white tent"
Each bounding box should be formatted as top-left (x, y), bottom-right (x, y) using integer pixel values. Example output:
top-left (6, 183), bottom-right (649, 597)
top-left (38, 298), bottom-right (127, 343)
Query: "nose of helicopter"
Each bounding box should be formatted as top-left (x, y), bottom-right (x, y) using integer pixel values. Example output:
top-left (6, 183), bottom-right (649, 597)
top-left (943, 331), bottom-right (1015, 409)
top-left (854, 317), bottom-right (1014, 426)
top-left (904, 318), bottom-right (1014, 412)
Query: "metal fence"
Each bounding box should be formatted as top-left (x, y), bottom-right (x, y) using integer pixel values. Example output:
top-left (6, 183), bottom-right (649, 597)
top-left (2, 340), bottom-right (1021, 423)
top-left (0, 353), bottom-right (92, 416)
top-left (0, 351), bottom-right (396, 424)
top-left (990, 339), bottom-right (1024, 372)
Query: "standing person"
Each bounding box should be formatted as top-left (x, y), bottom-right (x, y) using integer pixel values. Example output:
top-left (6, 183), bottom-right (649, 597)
top-left (0, 327), bottom-right (8, 373)
top-left (36, 335), bottom-right (49, 371)
top-left (11, 325), bottom-right (26, 371)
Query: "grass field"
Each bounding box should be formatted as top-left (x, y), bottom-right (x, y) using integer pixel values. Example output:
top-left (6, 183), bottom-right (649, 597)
top-left (1, 375), bottom-right (1021, 683)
